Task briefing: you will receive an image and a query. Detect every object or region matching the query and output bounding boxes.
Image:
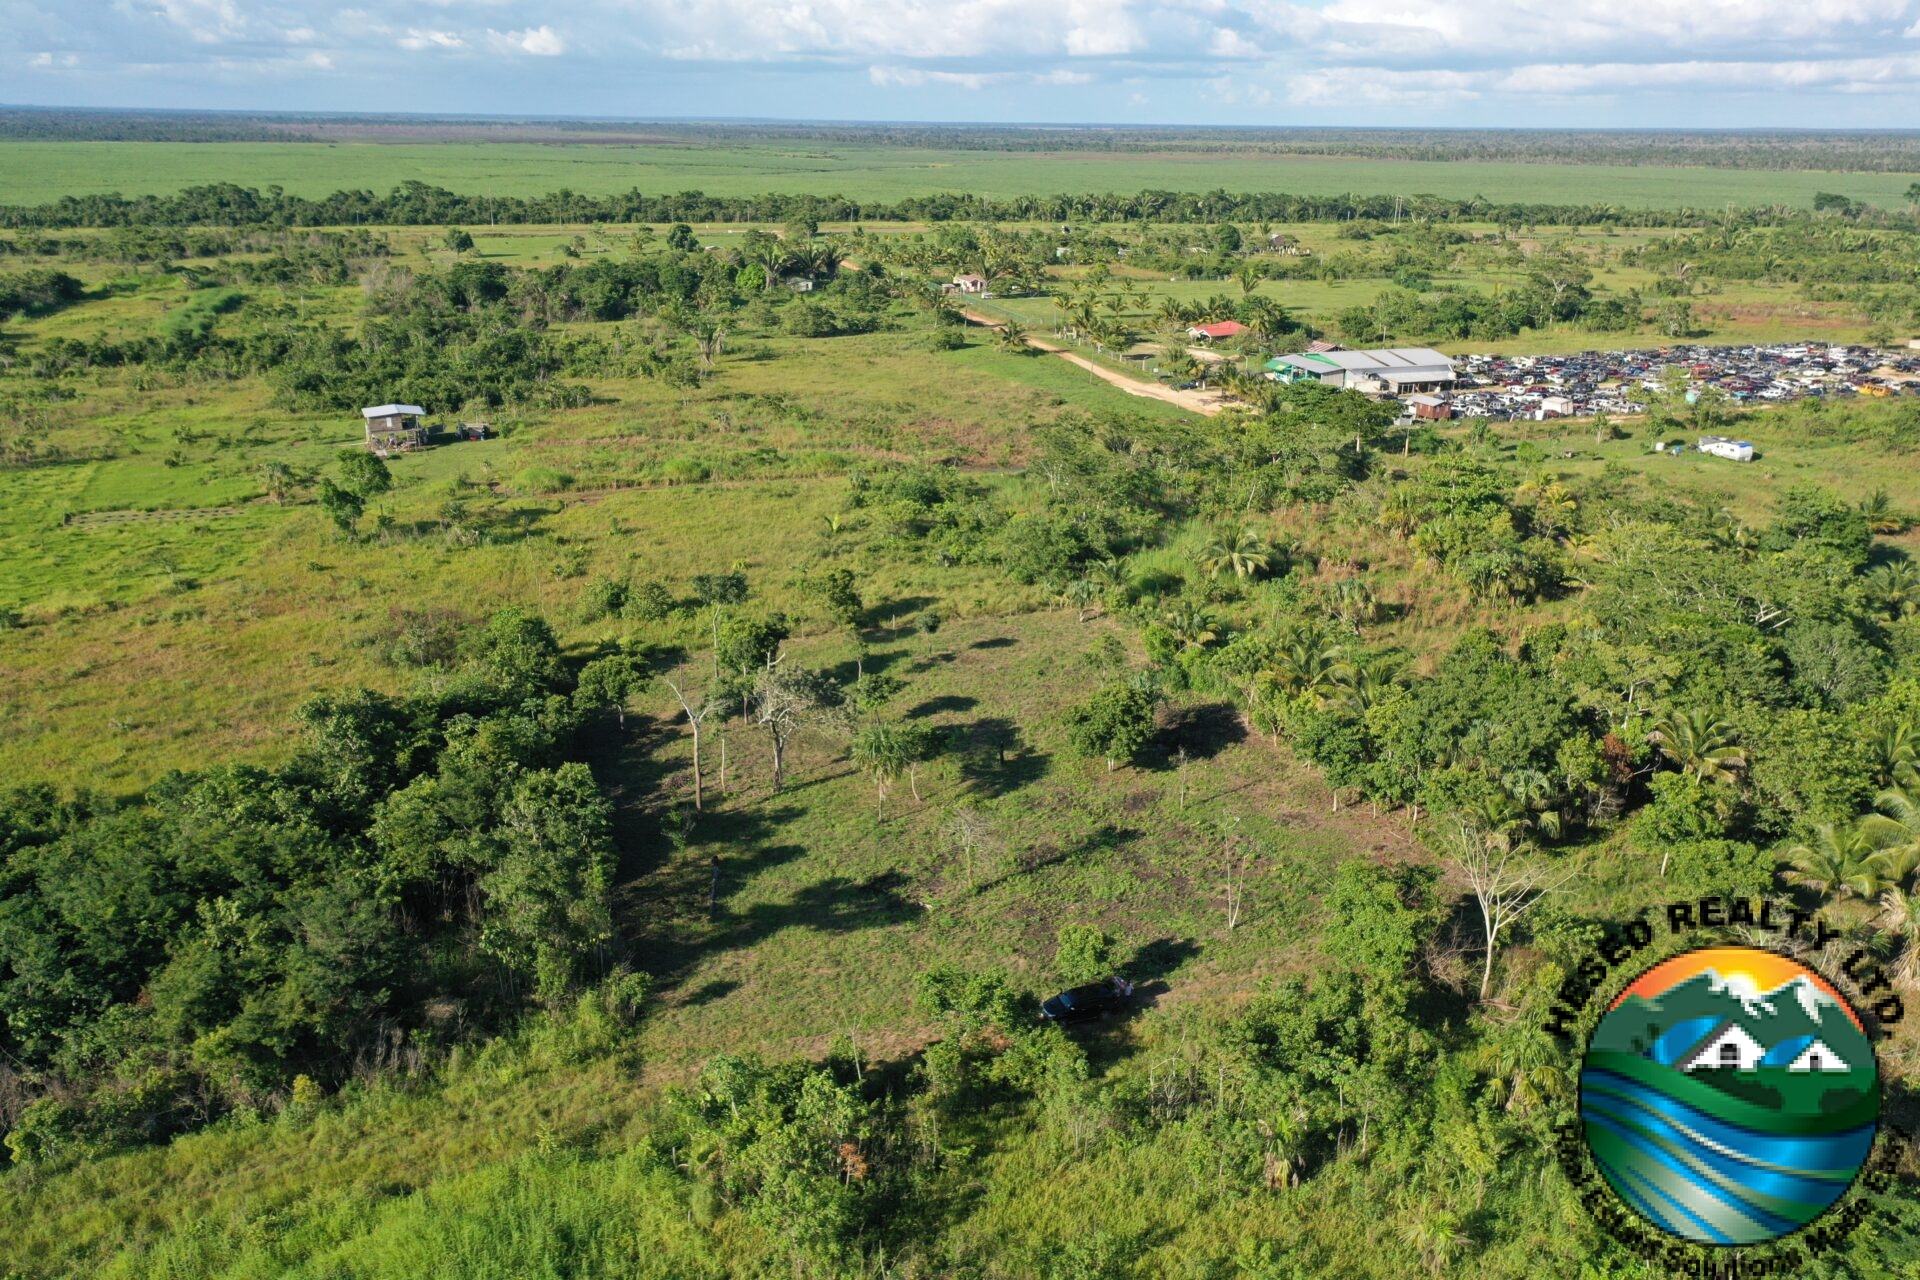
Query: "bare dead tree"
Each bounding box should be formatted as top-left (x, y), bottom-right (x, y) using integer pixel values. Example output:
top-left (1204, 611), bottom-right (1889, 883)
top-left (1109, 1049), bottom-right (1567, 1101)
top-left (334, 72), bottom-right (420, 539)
top-left (941, 803), bottom-right (1005, 891)
top-left (660, 675), bottom-right (715, 811)
top-left (751, 666), bottom-right (838, 793)
top-left (1447, 816), bottom-right (1579, 1002)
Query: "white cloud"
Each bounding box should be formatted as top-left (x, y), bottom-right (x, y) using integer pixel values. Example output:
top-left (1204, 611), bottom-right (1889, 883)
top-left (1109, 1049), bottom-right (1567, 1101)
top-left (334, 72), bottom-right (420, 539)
top-left (23, 0), bottom-right (1920, 116)
top-left (487, 24), bottom-right (566, 56)
top-left (29, 51), bottom-right (79, 68)
top-left (398, 28), bottom-right (466, 50)
top-left (869, 64), bottom-right (1094, 89)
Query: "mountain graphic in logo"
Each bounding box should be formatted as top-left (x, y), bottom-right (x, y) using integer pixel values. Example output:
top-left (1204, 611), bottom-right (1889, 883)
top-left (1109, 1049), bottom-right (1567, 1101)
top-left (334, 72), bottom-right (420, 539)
top-left (1580, 945), bottom-right (1879, 1245)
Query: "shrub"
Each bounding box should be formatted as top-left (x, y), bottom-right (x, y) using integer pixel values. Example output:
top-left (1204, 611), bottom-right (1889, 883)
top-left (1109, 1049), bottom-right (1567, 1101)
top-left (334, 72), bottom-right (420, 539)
top-left (514, 466), bottom-right (574, 494)
top-left (660, 457), bottom-right (711, 485)
top-left (1053, 925), bottom-right (1116, 986)
top-left (576, 578), bottom-right (630, 624)
top-left (622, 580), bottom-right (677, 622)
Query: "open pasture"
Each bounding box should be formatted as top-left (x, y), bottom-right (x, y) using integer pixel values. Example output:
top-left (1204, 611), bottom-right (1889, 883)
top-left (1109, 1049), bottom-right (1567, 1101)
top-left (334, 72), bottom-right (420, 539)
top-left (4, 140), bottom-right (1920, 209)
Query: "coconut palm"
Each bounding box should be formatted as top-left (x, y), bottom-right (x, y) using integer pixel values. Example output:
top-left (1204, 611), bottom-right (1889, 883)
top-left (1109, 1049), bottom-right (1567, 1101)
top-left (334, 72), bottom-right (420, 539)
top-left (1784, 822), bottom-right (1886, 901)
top-left (994, 322), bottom-right (1030, 354)
top-left (1647, 709), bottom-right (1747, 783)
top-left (1501, 768), bottom-right (1567, 843)
top-left (1270, 624), bottom-right (1347, 703)
top-left (1161, 603), bottom-right (1218, 651)
top-left (1858, 488), bottom-right (1910, 535)
top-left (1198, 528), bottom-right (1274, 580)
top-left (1868, 719), bottom-right (1919, 788)
top-left (1335, 650), bottom-right (1406, 712)
top-left (1863, 783), bottom-right (1920, 886)
top-left (1877, 885), bottom-right (1920, 987)
top-left (1475, 1017), bottom-right (1569, 1113)
top-left (1866, 560), bottom-right (1920, 620)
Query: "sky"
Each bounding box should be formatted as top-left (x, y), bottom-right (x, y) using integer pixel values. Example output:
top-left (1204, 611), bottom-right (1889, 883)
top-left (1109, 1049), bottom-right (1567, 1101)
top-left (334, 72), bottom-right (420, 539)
top-left (8, 0), bottom-right (1920, 126)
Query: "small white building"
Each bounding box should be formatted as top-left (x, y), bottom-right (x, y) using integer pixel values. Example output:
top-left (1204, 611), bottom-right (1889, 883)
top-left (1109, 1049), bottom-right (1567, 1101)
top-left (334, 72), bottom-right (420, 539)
top-left (1539, 395), bottom-right (1576, 419)
top-left (1699, 436), bottom-right (1755, 462)
top-left (1680, 1022), bottom-right (1766, 1072)
top-left (952, 273), bottom-right (988, 294)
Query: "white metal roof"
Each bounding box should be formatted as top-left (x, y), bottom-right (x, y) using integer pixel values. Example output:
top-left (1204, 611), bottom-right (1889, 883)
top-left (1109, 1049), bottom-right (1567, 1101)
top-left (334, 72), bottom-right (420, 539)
top-left (1274, 347), bottom-right (1454, 377)
top-left (362, 404), bottom-right (426, 418)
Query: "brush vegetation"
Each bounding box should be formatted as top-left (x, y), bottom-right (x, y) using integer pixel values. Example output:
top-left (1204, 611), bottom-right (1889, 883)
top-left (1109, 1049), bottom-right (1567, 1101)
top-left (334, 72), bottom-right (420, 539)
top-left (2, 160), bottom-right (1920, 1278)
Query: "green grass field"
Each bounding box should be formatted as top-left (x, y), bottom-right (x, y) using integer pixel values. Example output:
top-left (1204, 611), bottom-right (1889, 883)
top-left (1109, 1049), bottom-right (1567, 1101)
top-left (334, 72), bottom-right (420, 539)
top-left (4, 140), bottom-right (1919, 209)
top-left (5, 141), bottom-right (1920, 1278)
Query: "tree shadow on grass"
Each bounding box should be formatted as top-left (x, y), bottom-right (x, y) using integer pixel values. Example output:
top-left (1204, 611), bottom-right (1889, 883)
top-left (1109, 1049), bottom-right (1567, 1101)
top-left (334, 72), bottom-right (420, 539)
top-left (906, 694), bottom-right (978, 719)
top-left (956, 717), bottom-right (1050, 797)
top-left (1125, 936), bottom-right (1202, 984)
top-left (1151, 701), bottom-right (1247, 767)
top-left (970, 636), bottom-right (1018, 650)
top-left (679, 978), bottom-right (741, 1007)
top-left (861, 594), bottom-right (940, 632)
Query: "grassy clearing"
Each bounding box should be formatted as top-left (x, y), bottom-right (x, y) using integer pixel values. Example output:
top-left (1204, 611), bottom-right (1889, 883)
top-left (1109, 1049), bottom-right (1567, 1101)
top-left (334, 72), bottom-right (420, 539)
top-left (4, 141), bottom-right (1920, 209)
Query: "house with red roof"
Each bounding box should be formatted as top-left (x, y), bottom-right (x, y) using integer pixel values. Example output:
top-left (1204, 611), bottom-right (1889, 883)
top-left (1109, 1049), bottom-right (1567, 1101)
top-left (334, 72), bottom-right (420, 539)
top-left (1186, 320), bottom-right (1248, 342)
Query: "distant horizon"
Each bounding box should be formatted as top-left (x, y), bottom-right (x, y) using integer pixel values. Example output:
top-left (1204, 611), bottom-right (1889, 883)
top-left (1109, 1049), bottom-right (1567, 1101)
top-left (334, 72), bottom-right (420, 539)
top-left (14, 0), bottom-right (1920, 130)
top-left (7, 106), bottom-right (1920, 137)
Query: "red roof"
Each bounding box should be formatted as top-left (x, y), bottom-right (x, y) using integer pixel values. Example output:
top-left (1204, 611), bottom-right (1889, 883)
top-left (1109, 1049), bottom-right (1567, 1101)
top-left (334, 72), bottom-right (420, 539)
top-left (1189, 321), bottom-right (1248, 338)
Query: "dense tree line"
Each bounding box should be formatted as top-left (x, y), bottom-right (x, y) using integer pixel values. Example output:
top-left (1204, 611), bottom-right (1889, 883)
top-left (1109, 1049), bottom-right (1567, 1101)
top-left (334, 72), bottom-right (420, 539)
top-left (5, 178), bottom-right (1898, 232)
top-left (0, 609), bottom-right (637, 1163)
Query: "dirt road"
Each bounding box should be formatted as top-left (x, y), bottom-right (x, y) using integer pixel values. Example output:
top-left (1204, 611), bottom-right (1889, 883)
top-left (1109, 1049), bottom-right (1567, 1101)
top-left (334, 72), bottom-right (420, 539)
top-left (958, 309), bottom-right (1231, 416)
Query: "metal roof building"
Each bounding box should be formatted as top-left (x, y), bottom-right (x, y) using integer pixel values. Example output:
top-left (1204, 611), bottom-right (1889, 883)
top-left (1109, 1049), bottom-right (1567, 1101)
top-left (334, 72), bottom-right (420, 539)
top-left (1266, 347), bottom-right (1456, 393)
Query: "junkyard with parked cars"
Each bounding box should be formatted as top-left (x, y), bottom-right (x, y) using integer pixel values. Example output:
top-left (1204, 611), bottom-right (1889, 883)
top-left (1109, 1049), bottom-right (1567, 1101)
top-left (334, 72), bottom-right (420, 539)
top-left (1424, 343), bottom-right (1920, 422)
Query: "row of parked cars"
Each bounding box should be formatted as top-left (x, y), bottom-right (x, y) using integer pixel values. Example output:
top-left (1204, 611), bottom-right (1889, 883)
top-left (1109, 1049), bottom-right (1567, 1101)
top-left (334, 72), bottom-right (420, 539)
top-left (1422, 343), bottom-right (1920, 422)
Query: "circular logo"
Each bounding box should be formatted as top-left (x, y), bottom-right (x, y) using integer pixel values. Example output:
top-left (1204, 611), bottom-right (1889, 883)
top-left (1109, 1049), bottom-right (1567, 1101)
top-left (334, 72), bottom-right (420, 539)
top-left (1579, 945), bottom-right (1880, 1246)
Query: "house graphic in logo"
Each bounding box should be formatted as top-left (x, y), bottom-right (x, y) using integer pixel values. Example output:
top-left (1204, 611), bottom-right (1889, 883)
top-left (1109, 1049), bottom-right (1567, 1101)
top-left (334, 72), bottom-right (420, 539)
top-left (1580, 946), bottom-right (1880, 1245)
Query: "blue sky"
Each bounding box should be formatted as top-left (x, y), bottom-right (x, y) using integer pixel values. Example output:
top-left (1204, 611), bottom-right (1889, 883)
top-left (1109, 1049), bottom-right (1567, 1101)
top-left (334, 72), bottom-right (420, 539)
top-left (9, 0), bottom-right (1920, 126)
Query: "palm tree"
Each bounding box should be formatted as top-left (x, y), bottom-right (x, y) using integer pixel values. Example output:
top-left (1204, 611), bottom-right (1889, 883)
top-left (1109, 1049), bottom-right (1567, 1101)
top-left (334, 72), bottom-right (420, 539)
top-left (1866, 561), bottom-right (1920, 620)
top-left (1784, 822), bottom-right (1885, 901)
top-left (994, 322), bottom-right (1030, 354)
top-left (1878, 885), bottom-right (1920, 987)
top-left (849, 722), bottom-right (911, 823)
top-left (1329, 577), bottom-right (1381, 626)
top-left (1858, 488), bottom-right (1910, 535)
top-left (1059, 578), bottom-right (1100, 622)
top-left (1647, 709), bottom-right (1747, 783)
top-left (1198, 528), bottom-right (1273, 580)
top-left (1868, 719), bottom-right (1918, 788)
top-left (1334, 650), bottom-right (1405, 712)
top-left (1863, 783), bottom-right (1920, 886)
top-left (1270, 624), bottom-right (1346, 703)
top-left (1161, 603), bottom-right (1218, 651)
top-left (1475, 1017), bottom-right (1569, 1113)
top-left (1500, 768), bottom-right (1566, 843)
top-left (1233, 262), bottom-right (1263, 295)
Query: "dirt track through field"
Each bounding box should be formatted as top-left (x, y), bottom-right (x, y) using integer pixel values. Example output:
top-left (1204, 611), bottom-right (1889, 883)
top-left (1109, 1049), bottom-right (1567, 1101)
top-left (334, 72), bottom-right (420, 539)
top-left (956, 308), bottom-right (1230, 416)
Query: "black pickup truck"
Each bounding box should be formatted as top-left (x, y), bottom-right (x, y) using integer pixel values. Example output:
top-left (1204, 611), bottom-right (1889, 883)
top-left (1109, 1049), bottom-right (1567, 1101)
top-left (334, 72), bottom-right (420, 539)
top-left (1039, 977), bottom-right (1135, 1025)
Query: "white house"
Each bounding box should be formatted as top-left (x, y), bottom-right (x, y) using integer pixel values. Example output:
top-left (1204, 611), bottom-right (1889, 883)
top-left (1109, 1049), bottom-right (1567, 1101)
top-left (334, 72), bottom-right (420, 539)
top-left (952, 273), bottom-right (988, 295)
top-left (1679, 1021), bottom-right (1766, 1072)
top-left (1786, 1038), bottom-right (1852, 1073)
top-left (1699, 436), bottom-right (1755, 462)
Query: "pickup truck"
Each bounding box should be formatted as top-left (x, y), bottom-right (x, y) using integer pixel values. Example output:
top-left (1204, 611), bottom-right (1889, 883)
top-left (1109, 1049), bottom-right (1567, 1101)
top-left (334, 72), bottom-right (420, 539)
top-left (1039, 977), bottom-right (1135, 1025)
